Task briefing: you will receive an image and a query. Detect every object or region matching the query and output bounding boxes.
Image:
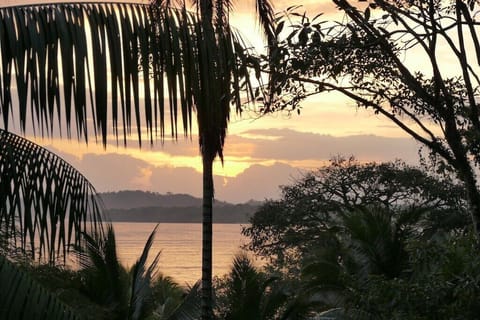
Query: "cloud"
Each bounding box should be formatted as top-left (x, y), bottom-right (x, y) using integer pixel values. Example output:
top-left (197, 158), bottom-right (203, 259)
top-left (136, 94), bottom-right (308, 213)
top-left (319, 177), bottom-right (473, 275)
top-left (149, 166), bottom-right (204, 198)
top-left (81, 153), bottom-right (155, 191)
top-left (135, 127), bottom-right (420, 165)
top-left (145, 161), bottom-right (303, 203)
top-left (216, 162), bottom-right (303, 203)
top-left (93, 127), bottom-right (420, 164)
top-left (45, 148), bottom-right (155, 192)
top-left (226, 128), bottom-right (421, 164)
top-left (43, 127), bottom-right (423, 203)
top-left (46, 144), bottom-right (301, 203)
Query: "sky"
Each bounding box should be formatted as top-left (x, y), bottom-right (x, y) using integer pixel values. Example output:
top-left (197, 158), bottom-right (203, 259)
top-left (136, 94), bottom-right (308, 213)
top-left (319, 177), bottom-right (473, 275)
top-left (1, 0), bottom-right (425, 203)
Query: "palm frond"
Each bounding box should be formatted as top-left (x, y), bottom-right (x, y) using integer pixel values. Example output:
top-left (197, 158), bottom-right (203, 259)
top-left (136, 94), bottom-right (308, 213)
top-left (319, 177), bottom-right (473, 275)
top-left (219, 253), bottom-right (291, 319)
top-left (164, 280), bottom-right (201, 320)
top-left (0, 128), bottom-right (104, 263)
top-left (255, 0), bottom-right (276, 44)
top-left (77, 223), bottom-right (129, 318)
top-left (0, 2), bottom-right (257, 156)
top-left (0, 254), bottom-right (81, 320)
top-left (150, 274), bottom-right (185, 319)
top-left (129, 223), bottom-right (162, 320)
top-left (0, 2), bottom-right (194, 146)
top-left (341, 206), bottom-right (409, 279)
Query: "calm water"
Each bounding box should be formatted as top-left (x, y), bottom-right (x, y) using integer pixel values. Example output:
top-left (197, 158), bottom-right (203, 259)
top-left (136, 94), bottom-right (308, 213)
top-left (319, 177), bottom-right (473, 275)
top-left (113, 222), bottom-right (251, 285)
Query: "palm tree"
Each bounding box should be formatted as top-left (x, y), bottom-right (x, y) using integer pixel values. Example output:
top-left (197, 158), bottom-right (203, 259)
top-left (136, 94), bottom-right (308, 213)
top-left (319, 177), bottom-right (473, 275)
top-left (0, 1), bottom-right (275, 319)
top-left (78, 223), bottom-right (201, 319)
top-left (215, 254), bottom-right (290, 320)
top-left (215, 253), bottom-right (314, 319)
top-left (150, 274), bottom-right (201, 319)
top-left (300, 205), bottom-right (418, 317)
top-left (179, 1), bottom-right (275, 318)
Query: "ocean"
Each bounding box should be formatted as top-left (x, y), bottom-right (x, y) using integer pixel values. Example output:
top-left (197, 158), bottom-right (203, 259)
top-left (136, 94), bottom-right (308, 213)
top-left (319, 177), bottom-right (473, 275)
top-left (113, 222), bottom-right (253, 285)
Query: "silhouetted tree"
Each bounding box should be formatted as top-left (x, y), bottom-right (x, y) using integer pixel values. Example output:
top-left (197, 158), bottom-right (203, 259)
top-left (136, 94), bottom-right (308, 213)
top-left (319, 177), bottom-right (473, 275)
top-left (262, 0), bottom-right (480, 236)
top-left (244, 157), bottom-right (468, 276)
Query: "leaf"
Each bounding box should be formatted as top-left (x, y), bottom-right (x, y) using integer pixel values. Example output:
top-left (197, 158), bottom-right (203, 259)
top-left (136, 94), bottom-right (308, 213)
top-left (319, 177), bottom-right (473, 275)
top-left (0, 254), bottom-right (81, 320)
top-left (275, 20), bottom-right (285, 36)
top-left (365, 7), bottom-right (371, 21)
top-left (0, 128), bottom-right (104, 263)
top-left (129, 224), bottom-right (161, 320)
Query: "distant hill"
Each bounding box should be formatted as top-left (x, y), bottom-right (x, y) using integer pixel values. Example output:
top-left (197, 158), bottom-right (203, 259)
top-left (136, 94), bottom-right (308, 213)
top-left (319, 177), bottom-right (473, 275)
top-left (100, 190), bottom-right (231, 209)
top-left (98, 190), bottom-right (260, 223)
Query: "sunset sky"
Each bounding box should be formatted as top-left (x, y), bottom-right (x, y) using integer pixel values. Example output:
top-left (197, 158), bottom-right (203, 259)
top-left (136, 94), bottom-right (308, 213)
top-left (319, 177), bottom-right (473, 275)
top-left (2, 0), bottom-right (424, 203)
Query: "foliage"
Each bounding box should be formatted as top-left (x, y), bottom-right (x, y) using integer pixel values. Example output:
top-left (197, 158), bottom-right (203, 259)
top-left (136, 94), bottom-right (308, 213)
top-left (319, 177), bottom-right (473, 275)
top-left (260, 0), bottom-right (480, 235)
top-left (77, 224), bottom-right (131, 319)
top-left (300, 205), bottom-right (414, 301)
top-left (341, 232), bottom-right (480, 319)
top-left (0, 1), bottom-right (263, 151)
top-left (0, 127), bottom-right (200, 319)
top-left (0, 254), bottom-right (82, 320)
top-left (242, 158), bottom-right (480, 319)
top-left (214, 253), bottom-right (308, 320)
top-left (243, 157), bottom-right (468, 277)
top-left (77, 223), bottom-right (201, 320)
top-left (149, 276), bottom-right (201, 320)
top-left (0, 222), bottom-right (201, 320)
top-left (0, 1), bottom-right (273, 318)
top-left (292, 207), bottom-right (480, 319)
top-left (0, 127), bottom-right (104, 263)
top-left (0, 2), bottom-right (190, 146)
top-left (18, 262), bottom-right (108, 319)
top-left (0, 128), bottom-right (107, 318)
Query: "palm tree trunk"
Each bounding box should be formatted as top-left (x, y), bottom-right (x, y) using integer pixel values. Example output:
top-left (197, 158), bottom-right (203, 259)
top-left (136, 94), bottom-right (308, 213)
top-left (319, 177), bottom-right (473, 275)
top-left (201, 154), bottom-right (214, 320)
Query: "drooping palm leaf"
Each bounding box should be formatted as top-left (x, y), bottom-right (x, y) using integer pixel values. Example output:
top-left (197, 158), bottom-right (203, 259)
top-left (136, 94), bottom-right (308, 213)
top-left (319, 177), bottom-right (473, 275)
top-left (0, 254), bottom-right (82, 320)
top-left (0, 2), bottom-right (182, 146)
top-left (0, 128), bottom-right (104, 263)
top-left (0, 2), bottom-right (258, 151)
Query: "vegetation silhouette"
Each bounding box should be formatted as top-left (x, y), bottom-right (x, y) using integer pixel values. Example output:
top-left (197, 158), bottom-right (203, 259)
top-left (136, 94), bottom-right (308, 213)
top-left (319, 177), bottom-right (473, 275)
top-left (0, 1), bottom-right (274, 318)
top-left (244, 158), bottom-right (479, 318)
top-left (2, 0), bottom-right (480, 319)
top-left (244, 157), bottom-right (469, 277)
top-left (259, 0), bottom-right (480, 237)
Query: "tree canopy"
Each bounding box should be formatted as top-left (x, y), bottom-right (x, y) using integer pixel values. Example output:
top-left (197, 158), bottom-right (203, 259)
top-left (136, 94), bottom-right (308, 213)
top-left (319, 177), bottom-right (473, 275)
top-left (259, 0), bottom-right (480, 235)
top-left (243, 157), bottom-right (469, 276)
top-left (243, 158), bottom-right (479, 318)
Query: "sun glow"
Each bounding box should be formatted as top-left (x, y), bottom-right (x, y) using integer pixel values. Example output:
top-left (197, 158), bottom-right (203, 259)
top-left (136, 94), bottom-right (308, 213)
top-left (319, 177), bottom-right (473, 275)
top-left (30, 135), bottom-right (267, 178)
